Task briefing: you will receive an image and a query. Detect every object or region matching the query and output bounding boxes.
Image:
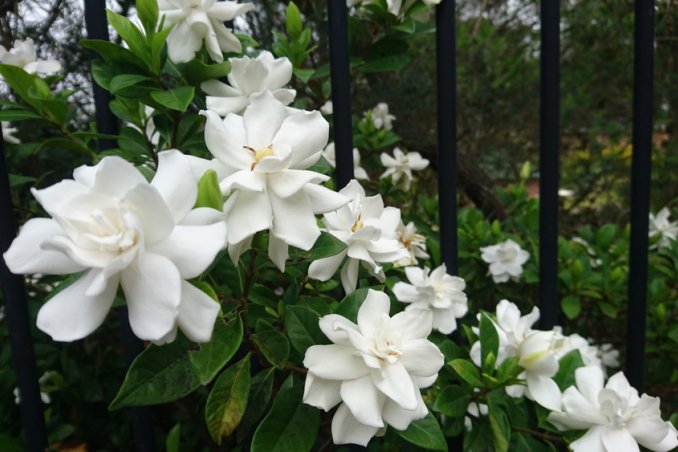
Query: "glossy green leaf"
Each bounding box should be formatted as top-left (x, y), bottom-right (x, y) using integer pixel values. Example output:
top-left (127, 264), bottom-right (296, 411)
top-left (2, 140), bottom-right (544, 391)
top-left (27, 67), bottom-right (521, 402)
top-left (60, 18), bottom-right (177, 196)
top-left (395, 413), bottom-right (447, 451)
top-left (195, 169), bottom-right (223, 211)
top-left (332, 287), bottom-right (372, 322)
top-left (189, 316), bottom-right (243, 385)
top-left (285, 2), bottom-right (303, 41)
top-left (553, 349), bottom-right (584, 391)
top-left (166, 423), bottom-right (180, 452)
top-left (181, 60), bottom-right (231, 85)
top-left (150, 86), bottom-right (195, 112)
top-left (205, 355), bottom-right (251, 445)
top-left (449, 359), bottom-right (484, 387)
top-left (109, 74), bottom-right (155, 96)
top-left (284, 305), bottom-right (325, 354)
top-left (561, 296), bottom-right (581, 320)
top-left (251, 320), bottom-right (290, 369)
top-left (80, 39), bottom-right (147, 69)
top-left (250, 379), bottom-right (319, 452)
top-left (237, 368), bottom-right (275, 441)
top-left (433, 385), bottom-right (471, 418)
top-left (136, 0), bottom-right (159, 34)
top-left (109, 335), bottom-right (200, 410)
top-left (0, 109), bottom-right (42, 121)
top-left (106, 10), bottom-right (149, 63)
top-left (289, 231), bottom-right (347, 262)
top-left (479, 312), bottom-right (499, 373)
top-left (487, 395), bottom-right (510, 452)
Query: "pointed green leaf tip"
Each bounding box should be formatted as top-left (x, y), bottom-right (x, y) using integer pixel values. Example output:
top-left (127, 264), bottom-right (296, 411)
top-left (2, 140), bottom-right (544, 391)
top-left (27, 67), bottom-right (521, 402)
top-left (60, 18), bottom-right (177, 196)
top-left (285, 2), bottom-right (303, 41)
top-left (196, 169), bottom-right (223, 211)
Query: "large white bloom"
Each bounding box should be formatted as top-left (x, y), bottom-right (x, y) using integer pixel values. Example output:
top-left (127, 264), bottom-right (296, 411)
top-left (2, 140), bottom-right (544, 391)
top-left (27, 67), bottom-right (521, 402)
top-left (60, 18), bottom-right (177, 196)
top-left (380, 147), bottom-right (429, 191)
top-left (548, 366), bottom-right (678, 452)
top-left (322, 142), bottom-right (369, 180)
top-left (159, 0), bottom-right (253, 63)
top-left (308, 180), bottom-right (409, 293)
top-left (2, 121), bottom-right (20, 144)
top-left (303, 289), bottom-right (444, 446)
top-left (201, 91), bottom-right (348, 271)
top-left (3, 151), bottom-right (227, 344)
top-left (201, 51), bottom-right (296, 115)
top-left (480, 238), bottom-right (530, 283)
top-left (371, 102), bottom-right (396, 130)
top-left (0, 38), bottom-right (61, 74)
top-left (392, 264), bottom-right (467, 334)
top-left (395, 221), bottom-right (429, 266)
top-left (649, 207), bottom-right (678, 250)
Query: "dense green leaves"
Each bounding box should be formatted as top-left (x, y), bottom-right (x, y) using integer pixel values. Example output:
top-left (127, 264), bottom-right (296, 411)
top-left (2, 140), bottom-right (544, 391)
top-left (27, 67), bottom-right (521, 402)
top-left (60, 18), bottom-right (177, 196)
top-left (205, 355), bottom-right (251, 445)
top-left (250, 379), bottom-right (319, 452)
top-left (109, 336), bottom-right (201, 410)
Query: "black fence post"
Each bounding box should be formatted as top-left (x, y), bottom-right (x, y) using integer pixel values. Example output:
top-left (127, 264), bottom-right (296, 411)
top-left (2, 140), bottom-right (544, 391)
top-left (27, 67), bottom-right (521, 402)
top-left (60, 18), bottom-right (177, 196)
top-left (626, 0), bottom-right (655, 391)
top-left (538, 0), bottom-right (560, 329)
top-left (436, 0), bottom-right (458, 276)
top-left (83, 1), bottom-right (155, 449)
top-left (0, 127), bottom-right (49, 451)
top-left (327, 0), bottom-right (354, 189)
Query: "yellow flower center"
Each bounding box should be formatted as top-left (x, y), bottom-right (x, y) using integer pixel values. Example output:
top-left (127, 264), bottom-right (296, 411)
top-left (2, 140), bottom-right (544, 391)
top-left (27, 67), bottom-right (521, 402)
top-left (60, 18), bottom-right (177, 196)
top-left (244, 145), bottom-right (274, 170)
top-left (351, 213), bottom-right (364, 232)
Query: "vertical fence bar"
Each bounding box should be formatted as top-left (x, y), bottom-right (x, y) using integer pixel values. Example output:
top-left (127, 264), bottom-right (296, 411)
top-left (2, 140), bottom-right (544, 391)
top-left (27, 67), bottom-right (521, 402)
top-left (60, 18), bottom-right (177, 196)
top-left (626, 0), bottom-right (655, 391)
top-left (84, 1), bottom-right (155, 449)
top-left (327, 0), bottom-right (354, 189)
top-left (0, 127), bottom-right (49, 452)
top-left (436, 0), bottom-right (458, 275)
top-left (538, 0), bottom-right (560, 329)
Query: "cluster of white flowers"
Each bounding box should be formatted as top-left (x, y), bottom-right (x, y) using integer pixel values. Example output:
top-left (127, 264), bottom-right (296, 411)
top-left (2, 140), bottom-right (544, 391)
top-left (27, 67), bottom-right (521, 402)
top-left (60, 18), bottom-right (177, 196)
top-left (480, 238), bottom-right (530, 283)
top-left (303, 290), bottom-right (444, 446)
top-left (371, 102), bottom-right (396, 130)
top-left (468, 300), bottom-right (676, 451)
top-left (0, 38), bottom-right (61, 74)
top-left (649, 207), bottom-right (678, 250)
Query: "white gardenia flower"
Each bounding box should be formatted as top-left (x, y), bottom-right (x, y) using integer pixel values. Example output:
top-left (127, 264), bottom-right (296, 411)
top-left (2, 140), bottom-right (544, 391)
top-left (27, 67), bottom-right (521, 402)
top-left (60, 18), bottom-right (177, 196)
top-left (392, 264), bottom-right (467, 334)
top-left (0, 38), bottom-right (61, 74)
top-left (320, 100), bottom-right (333, 115)
top-left (380, 147), bottom-right (429, 191)
top-left (2, 121), bottom-right (20, 144)
top-left (159, 0), bottom-right (253, 63)
top-left (3, 151), bottom-right (227, 344)
top-left (649, 207), bottom-right (678, 249)
top-left (395, 221), bottom-right (429, 266)
top-left (201, 91), bottom-right (348, 271)
top-left (303, 289), bottom-right (444, 446)
top-left (480, 238), bottom-right (530, 283)
top-left (515, 330), bottom-right (562, 411)
top-left (322, 142), bottom-right (369, 180)
top-left (371, 102), bottom-right (396, 130)
top-left (202, 51), bottom-right (296, 115)
top-left (548, 366), bottom-right (678, 452)
top-left (308, 180), bottom-right (409, 293)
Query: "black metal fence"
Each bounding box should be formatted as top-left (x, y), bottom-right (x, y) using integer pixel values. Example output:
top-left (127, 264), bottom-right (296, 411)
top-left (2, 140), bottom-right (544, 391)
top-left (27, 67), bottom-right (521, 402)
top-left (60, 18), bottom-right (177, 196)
top-left (0, 0), bottom-right (656, 449)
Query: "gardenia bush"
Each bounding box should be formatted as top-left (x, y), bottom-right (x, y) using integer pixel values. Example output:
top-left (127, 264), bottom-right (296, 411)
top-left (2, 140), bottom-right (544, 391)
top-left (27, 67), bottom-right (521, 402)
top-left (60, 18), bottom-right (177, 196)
top-left (1, 0), bottom-right (677, 450)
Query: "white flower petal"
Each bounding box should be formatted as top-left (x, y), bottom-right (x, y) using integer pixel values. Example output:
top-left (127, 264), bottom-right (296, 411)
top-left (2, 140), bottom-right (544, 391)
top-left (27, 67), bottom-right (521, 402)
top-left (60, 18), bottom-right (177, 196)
top-left (201, 110), bottom-right (250, 171)
top-left (167, 19), bottom-right (204, 63)
top-left (303, 184), bottom-right (349, 214)
top-left (176, 280), bottom-right (220, 343)
top-left (269, 190), bottom-right (319, 250)
top-left (601, 427), bottom-right (640, 452)
top-left (331, 403), bottom-right (380, 446)
top-left (382, 391), bottom-right (428, 430)
top-left (225, 190), bottom-right (272, 245)
top-left (341, 376), bottom-right (385, 428)
top-left (244, 91), bottom-right (288, 149)
top-left (308, 250), bottom-right (346, 281)
top-left (570, 426), bottom-right (606, 452)
top-left (318, 314), bottom-right (359, 345)
top-left (340, 258), bottom-right (360, 294)
top-left (371, 362), bottom-right (417, 410)
top-left (303, 344), bottom-right (369, 380)
top-left (357, 290), bottom-right (391, 337)
top-left (273, 110), bottom-right (329, 169)
top-left (303, 372), bottom-right (341, 411)
top-left (399, 338), bottom-right (444, 377)
top-left (151, 150), bottom-right (198, 222)
top-left (526, 375), bottom-right (562, 411)
top-left (268, 232), bottom-right (289, 272)
top-left (122, 184), bottom-right (175, 245)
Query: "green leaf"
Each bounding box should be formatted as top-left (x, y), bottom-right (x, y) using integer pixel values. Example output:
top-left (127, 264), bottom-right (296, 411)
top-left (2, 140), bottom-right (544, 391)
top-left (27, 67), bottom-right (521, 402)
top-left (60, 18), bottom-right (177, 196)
top-left (205, 355), bottom-right (251, 445)
top-left (284, 305), bottom-right (326, 354)
top-left (479, 312), bottom-right (499, 373)
top-left (449, 359), bottom-right (484, 387)
top-left (0, 64), bottom-right (50, 110)
top-left (289, 231), bottom-right (347, 262)
top-left (395, 413), bottom-right (447, 451)
top-left (80, 39), bottom-right (147, 69)
top-left (109, 335), bottom-right (200, 410)
top-left (292, 67), bottom-right (314, 83)
top-left (332, 287), bottom-right (371, 322)
top-left (106, 10), bottom-right (150, 63)
top-left (285, 2), bottom-right (303, 41)
top-left (195, 169), bottom-right (223, 211)
top-left (251, 379), bottom-right (319, 452)
top-left (109, 74), bottom-right (155, 97)
top-left (561, 295), bottom-right (581, 320)
top-left (433, 385), bottom-right (471, 418)
top-left (150, 86), bottom-right (195, 112)
top-left (35, 138), bottom-right (92, 157)
top-left (181, 60), bottom-right (231, 85)
top-left (487, 396), bottom-right (511, 452)
top-left (553, 349), bottom-right (584, 391)
top-left (0, 109), bottom-right (42, 121)
top-left (238, 368), bottom-right (275, 441)
top-left (189, 316), bottom-right (243, 385)
top-left (136, 0), bottom-right (159, 34)
top-left (166, 423), bottom-right (181, 452)
top-left (251, 320), bottom-right (290, 369)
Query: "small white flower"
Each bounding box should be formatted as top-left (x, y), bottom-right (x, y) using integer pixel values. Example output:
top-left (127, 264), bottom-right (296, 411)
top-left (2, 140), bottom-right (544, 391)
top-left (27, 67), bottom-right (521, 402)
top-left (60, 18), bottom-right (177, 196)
top-left (0, 38), bottom-right (61, 74)
top-left (3, 151), bottom-right (228, 343)
top-left (159, 0), bottom-right (253, 63)
top-left (2, 121), bottom-right (20, 144)
top-left (380, 147), bottom-right (429, 191)
top-left (371, 102), bottom-right (396, 130)
top-left (515, 330), bottom-right (562, 411)
top-left (392, 264), bottom-right (467, 334)
top-left (548, 366), bottom-right (678, 452)
top-left (303, 289), bottom-right (444, 446)
top-left (480, 239), bottom-right (530, 283)
top-left (649, 208), bottom-right (678, 249)
top-left (597, 343), bottom-right (620, 370)
top-left (320, 100), bottom-right (333, 115)
top-left (308, 180), bottom-right (409, 293)
top-left (395, 221), bottom-right (429, 266)
top-left (322, 142), bottom-right (369, 180)
top-left (202, 51), bottom-right (296, 115)
top-left (201, 92), bottom-right (348, 271)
